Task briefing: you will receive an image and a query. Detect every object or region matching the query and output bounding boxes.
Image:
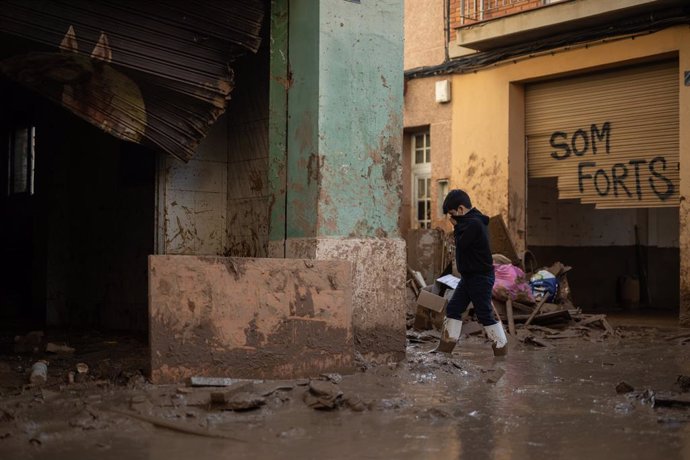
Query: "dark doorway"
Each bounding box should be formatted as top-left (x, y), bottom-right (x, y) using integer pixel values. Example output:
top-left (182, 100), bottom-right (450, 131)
top-left (0, 78), bottom-right (155, 335)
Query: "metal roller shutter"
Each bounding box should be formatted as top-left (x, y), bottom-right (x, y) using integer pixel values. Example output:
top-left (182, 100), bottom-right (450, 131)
top-left (0, 0), bottom-right (264, 161)
top-left (526, 61), bottom-right (679, 209)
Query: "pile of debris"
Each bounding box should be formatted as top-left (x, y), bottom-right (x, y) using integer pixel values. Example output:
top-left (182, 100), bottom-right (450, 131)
top-left (616, 375), bottom-right (690, 424)
top-left (5, 331), bottom-right (148, 389)
top-left (406, 215), bottom-right (616, 347)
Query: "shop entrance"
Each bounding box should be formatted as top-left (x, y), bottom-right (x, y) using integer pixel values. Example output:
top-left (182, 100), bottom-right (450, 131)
top-left (525, 61), bottom-right (680, 316)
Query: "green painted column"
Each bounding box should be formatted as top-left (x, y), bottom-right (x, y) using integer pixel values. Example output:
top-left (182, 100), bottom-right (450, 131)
top-left (268, 0), bottom-right (289, 254)
top-left (269, 0), bottom-right (406, 361)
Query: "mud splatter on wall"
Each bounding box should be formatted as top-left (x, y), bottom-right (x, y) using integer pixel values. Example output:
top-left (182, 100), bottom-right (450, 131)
top-left (149, 255), bottom-right (354, 382)
top-left (226, 49), bottom-right (271, 257)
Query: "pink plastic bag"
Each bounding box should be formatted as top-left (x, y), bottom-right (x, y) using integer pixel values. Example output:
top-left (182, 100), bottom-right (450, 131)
top-left (492, 263), bottom-right (535, 304)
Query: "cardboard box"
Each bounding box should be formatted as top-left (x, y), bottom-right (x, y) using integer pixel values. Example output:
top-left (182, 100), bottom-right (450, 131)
top-left (417, 289), bottom-right (448, 313)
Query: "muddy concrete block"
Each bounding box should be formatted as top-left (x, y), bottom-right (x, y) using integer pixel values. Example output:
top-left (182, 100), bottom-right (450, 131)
top-left (149, 256), bottom-right (354, 383)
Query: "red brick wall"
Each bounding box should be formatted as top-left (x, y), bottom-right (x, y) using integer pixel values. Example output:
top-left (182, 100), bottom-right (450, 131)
top-left (450, 0), bottom-right (546, 41)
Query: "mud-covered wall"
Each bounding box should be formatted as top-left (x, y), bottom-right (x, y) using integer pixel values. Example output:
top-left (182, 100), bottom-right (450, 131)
top-left (279, 0), bottom-right (403, 240)
top-left (447, 26), bottom-right (690, 323)
top-left (161, 116), bottom-right (228, 255)
top-left (149, 255), bottom-right (353, 383)
top-left (268, 0), bottom-right (408, 360)
top-left (160, 49), bottom-right (270, 258)
top-left (226, 49), bottom-right (270, 257)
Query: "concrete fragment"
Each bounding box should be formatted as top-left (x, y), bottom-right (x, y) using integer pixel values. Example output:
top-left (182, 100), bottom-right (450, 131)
top-left (208, 381), bottom-right (254, 404)
top-left (321, 373), bottom-right (343, 384)
top-left (303, 379), bottom-right (343, 410)
top-left (343, 394), bottom-right (368, 412)
top-left (225, 392), bottom-right (266, 411)
top-left (616, 381), bottom-right (635, 394)
top-left (260, 384), bottom-right (295, 397)
top-left (129, 395), bottom-right (154, 414)
top-left (523, 336), bottom-right (550, 348)
top-left (485, 369), bottom-right (505, 384)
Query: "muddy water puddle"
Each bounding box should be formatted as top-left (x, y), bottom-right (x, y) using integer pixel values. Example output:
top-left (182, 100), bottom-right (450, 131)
top-left (1, 333), bottom-right (689, 459)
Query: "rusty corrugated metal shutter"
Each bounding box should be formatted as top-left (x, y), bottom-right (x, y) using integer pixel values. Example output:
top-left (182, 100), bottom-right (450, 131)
top-left (526, 61), bottom-right (679, 209)
top-left (0, 0), bottom-right (264, 161)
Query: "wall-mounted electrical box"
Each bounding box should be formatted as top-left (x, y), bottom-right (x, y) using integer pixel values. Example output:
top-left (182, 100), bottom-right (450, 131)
top-left (435, 80), bottom-right (451, 103)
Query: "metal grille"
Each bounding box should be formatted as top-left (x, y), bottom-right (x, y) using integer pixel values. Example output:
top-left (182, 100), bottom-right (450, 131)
top-left (526, 61), bottom-right (679, 209)
top-left (459, 0), bottom-right (547, 24)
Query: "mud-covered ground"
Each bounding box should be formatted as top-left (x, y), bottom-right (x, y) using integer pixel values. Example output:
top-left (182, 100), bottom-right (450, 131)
top-left (0, 323), bottom-right (689, 460)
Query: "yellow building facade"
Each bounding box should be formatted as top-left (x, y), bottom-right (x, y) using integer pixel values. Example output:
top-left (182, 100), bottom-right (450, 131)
top-left (447, 26), bottom-right (690, 324)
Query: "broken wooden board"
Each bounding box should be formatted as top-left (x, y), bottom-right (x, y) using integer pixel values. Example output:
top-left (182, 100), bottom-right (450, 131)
top-left (488, 215), bottom-right (519, 264)
top-left (652, 391), bottom-right (690, 408)
top-left (524, 297), bottom-right (548, 326)
top-left (528, 310), bottom-right (572, 326)
top-left (577, 314), bottom-right (615, 335)
top-left (523, 336), bottom-right (551, 348)
top-left (506, 299), bottom-right (516, 336)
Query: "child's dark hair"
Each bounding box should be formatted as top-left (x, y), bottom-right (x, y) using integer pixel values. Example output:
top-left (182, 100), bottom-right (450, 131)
top-left (442, 189), bottom-right (472, 214)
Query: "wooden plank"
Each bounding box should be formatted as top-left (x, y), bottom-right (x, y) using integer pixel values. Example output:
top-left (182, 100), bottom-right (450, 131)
top-left (524, 297), bottom-right (548, 326)
top-left (652, 391), bottom-right (690, 408)
top-left (511, 301), bottom-right (535, 313)
top-left (600, 317), bottom-right (616, 335)
top-left (488, 215), bottom-right (519, 264)
top-left (492, 302), bottom-right (503, 323)
top-left (530, 310), bottom-right (572, 325)
top-left (506, 299), bottom-right (516, 336)
top-left (578, 314), bottom-right (607, 326)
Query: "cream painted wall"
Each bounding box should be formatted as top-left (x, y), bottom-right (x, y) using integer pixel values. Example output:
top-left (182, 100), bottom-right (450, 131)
top-left (448, 25), bottom-right (690, 323)
top-left (451, 25), bottom-right (690, 251)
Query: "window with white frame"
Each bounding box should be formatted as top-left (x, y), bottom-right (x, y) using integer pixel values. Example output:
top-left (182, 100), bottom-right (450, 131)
top-left (411, 131), bottom-right (431, 229)
top-left (437, 179), bottom-right (449, 217)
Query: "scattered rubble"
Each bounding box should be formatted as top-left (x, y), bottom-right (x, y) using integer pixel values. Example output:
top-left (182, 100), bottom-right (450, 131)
top-left (303, 379), bottom-right (343, 410)
top-left (29, 360), bottom-right (48, 384)
top-left (45, 342), bottom-right (75, 354)
top-left (225, 392), bottom-right (266, 411)
top-left (408, 226), bottom-right (620, 349)
top-left (616, 381), bottom-right (635, 394)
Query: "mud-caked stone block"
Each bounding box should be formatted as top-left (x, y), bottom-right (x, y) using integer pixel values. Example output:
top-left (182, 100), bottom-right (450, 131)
top-left (149, 256), bottom-right (354, 383)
